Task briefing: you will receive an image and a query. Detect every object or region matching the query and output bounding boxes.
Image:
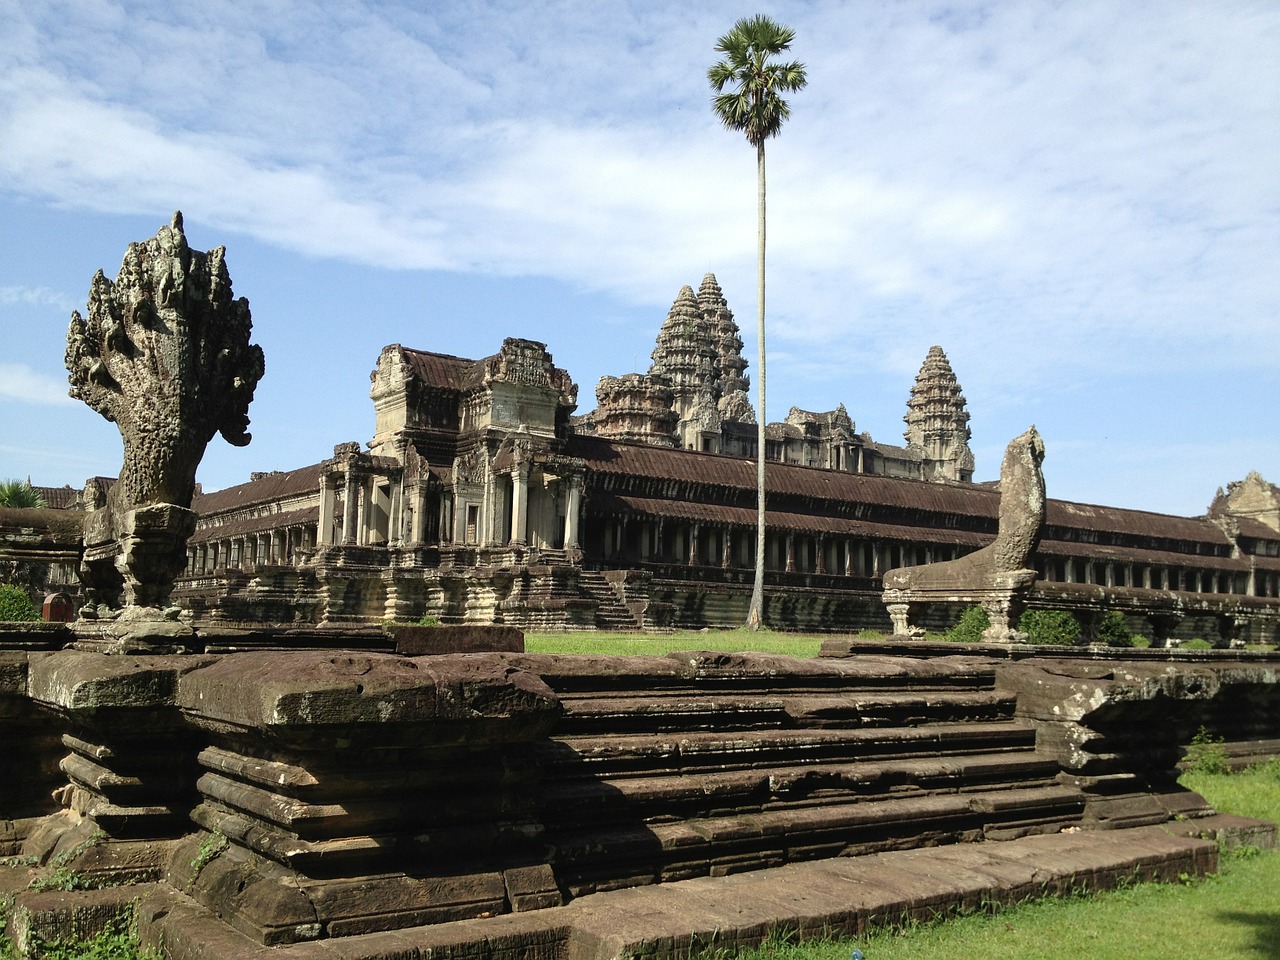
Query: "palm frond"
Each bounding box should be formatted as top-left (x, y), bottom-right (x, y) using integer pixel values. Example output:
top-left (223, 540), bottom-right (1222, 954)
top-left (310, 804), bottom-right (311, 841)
top-left (708, 15), bottom-right (807, 146)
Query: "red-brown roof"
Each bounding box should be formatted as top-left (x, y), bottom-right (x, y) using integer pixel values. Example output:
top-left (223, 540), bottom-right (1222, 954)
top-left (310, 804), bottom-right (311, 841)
top-left (570, 435), bottom-right (1000, 517)
top-left (1037, 537), bottom-right (1251, 571)
top-left (572, 436), bottom-right (1240, 559)
top-left (193, 463), bottom-right (323, 515)
top-left (32, 485), bottom-right (80, 509)
top-left (399, 347), bottom-right (476, 392)
top-left (190, 505), bottom-right (320, 542)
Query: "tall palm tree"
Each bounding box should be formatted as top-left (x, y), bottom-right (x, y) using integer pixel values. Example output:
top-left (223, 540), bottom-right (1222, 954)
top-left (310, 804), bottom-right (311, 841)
top-left (708, 15), bottom-right (806, 630)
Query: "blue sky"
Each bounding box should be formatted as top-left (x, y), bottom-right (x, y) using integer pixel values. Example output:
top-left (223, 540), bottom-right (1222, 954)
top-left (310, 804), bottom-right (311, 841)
top-left (2, 0), bottom-right (1277, 518)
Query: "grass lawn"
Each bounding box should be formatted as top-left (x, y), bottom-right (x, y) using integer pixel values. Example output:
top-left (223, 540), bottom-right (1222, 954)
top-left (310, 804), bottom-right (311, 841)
top-left (691, 765), bottom-right (1280, 960)
top-left (524, 629), bottom-right (831, 658)
top-left (531, 629), bottom-right (1280, 960)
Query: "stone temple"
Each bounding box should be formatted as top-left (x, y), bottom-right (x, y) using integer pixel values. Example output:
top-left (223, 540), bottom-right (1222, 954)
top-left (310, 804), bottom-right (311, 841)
top-left (91, 271), bottom-right (1268, 646)
top-left (3, 240), bottom-right (1280, 959)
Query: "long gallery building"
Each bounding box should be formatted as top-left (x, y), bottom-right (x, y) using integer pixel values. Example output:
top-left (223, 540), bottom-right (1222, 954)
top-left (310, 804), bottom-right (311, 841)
top-left (163, 275), bottom-right (1280, 645)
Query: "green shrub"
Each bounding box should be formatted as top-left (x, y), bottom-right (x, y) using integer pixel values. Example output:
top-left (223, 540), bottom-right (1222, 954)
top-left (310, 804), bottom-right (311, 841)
top-left (1096, 610), bottom-right (1134, 647)
top-left (943, 605), bottom-right (989, 643)
top-left (0, 584), bottom-right (39, 622)
top-left (1182, 638), bottom-right (1213, 650)
top-left (1019, 609), bottom-right (1080, 646)
top-left (1184, 726), bottom-right (1230, 775)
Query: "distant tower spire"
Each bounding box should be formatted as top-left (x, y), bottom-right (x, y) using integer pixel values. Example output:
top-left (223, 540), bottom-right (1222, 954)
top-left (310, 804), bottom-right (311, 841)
top-left (904, 345), bottom-right (975, 482)
top-left (651, 284), bottom-right (721, 448)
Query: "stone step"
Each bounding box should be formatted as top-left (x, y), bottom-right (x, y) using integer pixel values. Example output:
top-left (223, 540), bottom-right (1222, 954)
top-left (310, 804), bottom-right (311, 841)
top-left (510, 651), bottom-right (1001, 696)
top-left (551, 784), bottom-right (1089, 896)
top-left (538, 720), bottom-right (1039, 776)
top-left (554, 690), bottom-right (1017, 732)
top-left (136, 819), bottom-right (1250, 960)
top-left (576, 571), bottom-right (643, 629)
top-left (543, 752), bottom-right (1064, 821)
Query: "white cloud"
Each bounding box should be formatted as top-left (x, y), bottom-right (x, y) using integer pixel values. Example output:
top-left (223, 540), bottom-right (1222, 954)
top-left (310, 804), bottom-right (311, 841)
top-left (0, 363), bottom-right (73, 406)
top-left (0, 0), bottom-right (1275, 509)
top-left (0, 285), bottom-right (77, 312)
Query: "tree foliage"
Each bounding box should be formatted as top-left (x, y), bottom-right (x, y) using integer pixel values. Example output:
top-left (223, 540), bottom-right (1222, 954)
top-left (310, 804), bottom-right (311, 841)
top-left (944, 605), bottom-right (990, 643)
top-left (1096, 610), bottom-right (1135, 647)
top-left (0, 479), bottom-right (47, 509)
top-left (0, 584), bottom-right (40, 622)
top-left (708, 15), bottom-right (808, 149)
top-left (1019, 609), bottom-right (1080, 646)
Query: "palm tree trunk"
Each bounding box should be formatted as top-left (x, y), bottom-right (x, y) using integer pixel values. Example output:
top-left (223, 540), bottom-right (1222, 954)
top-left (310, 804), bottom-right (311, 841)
top-left (747, 140), bottom-right (767, 630)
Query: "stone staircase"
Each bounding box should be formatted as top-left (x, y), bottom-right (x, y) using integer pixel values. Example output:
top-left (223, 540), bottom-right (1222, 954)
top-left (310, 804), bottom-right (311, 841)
top-left (576, 569), bottom-right (644, 630)
top-left (519, 652), bottom-right (1087, 899)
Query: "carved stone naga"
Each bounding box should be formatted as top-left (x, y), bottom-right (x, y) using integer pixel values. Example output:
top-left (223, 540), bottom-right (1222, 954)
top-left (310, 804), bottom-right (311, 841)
top-left (883, 426), bottom-right (1046, 642)
top-left (66, 212), bottom-right (264, 627)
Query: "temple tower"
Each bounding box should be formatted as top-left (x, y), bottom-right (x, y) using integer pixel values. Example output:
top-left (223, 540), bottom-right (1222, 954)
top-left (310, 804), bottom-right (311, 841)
top-left (589, 374), bottom-right (679, 447)
top-left (650, 285), bottom-right (720, 450)
top-left (697, 273), bottom-right (753, 420)
top-left (904, 346), bottom-right (975, 482)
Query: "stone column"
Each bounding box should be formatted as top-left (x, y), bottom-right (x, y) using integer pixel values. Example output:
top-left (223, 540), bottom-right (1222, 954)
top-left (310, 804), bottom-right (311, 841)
top-left (412, 485), bottom-right (427, 543)
top-left (563, 475), bottom-right (582, 550)
top-left (318, 476), bottom-right (336, 545)
top-left (389, 478), bottom-right (404, 545)
top-left (355, 478), bottom-right (370, 546)
top-left (815, 536), bottom-right (827, 575)
top-left (722, 527), bottom-right (732, 568)
top-left (510, 464), bottom-right (529, 546)
top-left (342, 472), bottom-right (359, 544)
top-left (688, 524), bottom-right (700, 565)
top-left (785, 533), bottom-right (795, 573)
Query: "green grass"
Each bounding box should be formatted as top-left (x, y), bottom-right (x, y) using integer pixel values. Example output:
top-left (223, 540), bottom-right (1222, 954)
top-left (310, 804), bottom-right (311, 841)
top-left (524, 629), bottom-right (827, 658)
top-left (694, 760), bottom-right (1280, 960)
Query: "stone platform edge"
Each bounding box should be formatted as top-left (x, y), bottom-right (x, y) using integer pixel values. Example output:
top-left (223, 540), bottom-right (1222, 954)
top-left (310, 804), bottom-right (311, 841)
top-left (108, 814), bottom-right (1271, 960)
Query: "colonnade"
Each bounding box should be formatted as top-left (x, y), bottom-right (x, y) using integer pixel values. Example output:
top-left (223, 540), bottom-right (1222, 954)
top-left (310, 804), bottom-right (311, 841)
top-left (591, 516), bottom-right (961, 578)
top-left (1035, 557), bottom-right (1272, 597)
top-left (187, 524), bottom-right (316, 575)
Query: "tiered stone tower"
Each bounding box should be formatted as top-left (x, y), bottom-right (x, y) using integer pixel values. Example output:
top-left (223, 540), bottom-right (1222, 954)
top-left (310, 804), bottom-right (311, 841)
top-left (698, 273), bottom-right (754, 424)
top-left (903, 345), bottom-right (975, 482)
top-left (583, 274), bottom-right (756, 451)
top-left (589, 373), bottom-right (679, 447)
top-left (649, 284), bottom-right (720, 449)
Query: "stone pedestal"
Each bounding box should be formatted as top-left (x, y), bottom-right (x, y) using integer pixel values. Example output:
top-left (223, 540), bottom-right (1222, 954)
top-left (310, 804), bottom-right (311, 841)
top-left (171, 651), bottom-right (563, 944)
top-left (22, 651), bottom-right (212, 882)
top-left (79, 503), bottom-right (198, 627)
top-left (0, 652), bottom-right (64, 855)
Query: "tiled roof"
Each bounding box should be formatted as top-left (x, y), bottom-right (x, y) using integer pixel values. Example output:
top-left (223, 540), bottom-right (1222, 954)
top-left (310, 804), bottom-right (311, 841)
top-left (1045, 500), bottom-right (1228, 546)
top-left (572, 436), bottom-right (1241, 559)
top-left (190, 505), bottom-right (320, 542)
top-left (570, 435), bottom-right (1001, 517)
top-left (193, 463), bottom-right (323, 515)
top-left (1235, 517), bottom-right (1280, 542)
top-left (33, 485), bottom-right (80, 509)
top-left (400, 347), bottom-right (476, 392)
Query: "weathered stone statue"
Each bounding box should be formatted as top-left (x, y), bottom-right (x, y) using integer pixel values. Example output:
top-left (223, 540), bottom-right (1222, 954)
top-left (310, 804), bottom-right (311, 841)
top-left (66, 212), bottom-right (263, 634)
top-left (883, 425), bottom-right (1046, 641)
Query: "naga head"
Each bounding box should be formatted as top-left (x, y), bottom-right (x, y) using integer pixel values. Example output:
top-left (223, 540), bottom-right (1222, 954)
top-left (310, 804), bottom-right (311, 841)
top-left (66, 212), bottom-right (265, 509)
